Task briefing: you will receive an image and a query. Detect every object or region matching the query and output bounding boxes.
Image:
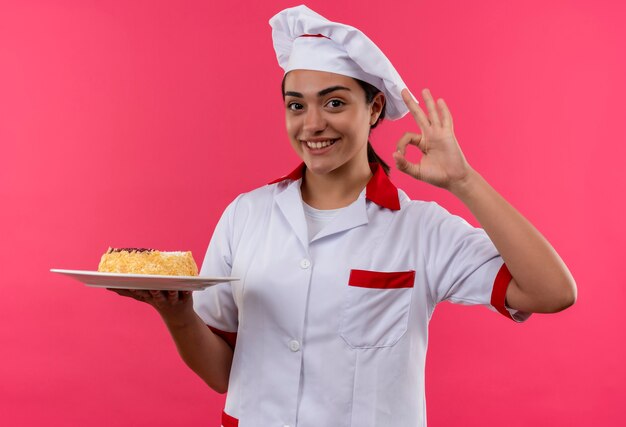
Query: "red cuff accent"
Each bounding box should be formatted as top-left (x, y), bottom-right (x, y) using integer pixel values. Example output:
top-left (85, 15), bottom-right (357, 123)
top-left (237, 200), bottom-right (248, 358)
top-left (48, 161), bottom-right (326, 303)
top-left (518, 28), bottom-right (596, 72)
top-left (208, 325), bottom-right (237, 350)
top-left (221, 410), bottom-right (238, 427)
top-left (491, 263), bottom-right (515, 320)
top-left (349, 270), bottom-right (415, 289)
top-left (299, 34), bottom-right (331, 39)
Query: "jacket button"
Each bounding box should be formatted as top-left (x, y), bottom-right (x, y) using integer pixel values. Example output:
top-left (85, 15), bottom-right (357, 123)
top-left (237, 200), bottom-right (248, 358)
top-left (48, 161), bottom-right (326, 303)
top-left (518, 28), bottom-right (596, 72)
top-left (288, 340), bottom-right (301, 352)
top-left (300, 258), bottom-right (311, 269)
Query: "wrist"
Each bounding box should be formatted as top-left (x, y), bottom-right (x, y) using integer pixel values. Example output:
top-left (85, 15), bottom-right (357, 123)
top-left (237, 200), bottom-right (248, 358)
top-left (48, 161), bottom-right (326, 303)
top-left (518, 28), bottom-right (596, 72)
top-left (159, 307), bottom-right (198, 329)
top-left (448, 167), bottom-right (482, 200)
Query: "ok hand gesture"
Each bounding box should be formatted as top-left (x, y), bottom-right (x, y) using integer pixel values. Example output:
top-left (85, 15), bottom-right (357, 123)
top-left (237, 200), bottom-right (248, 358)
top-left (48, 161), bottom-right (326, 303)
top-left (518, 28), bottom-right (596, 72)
top-left (392, 88), bottom-right (472, 192)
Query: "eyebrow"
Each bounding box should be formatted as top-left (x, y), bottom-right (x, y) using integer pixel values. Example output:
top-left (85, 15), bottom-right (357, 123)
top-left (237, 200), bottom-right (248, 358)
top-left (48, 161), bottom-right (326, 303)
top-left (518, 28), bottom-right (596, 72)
top-left (284, 85), bottom-right (351, 98)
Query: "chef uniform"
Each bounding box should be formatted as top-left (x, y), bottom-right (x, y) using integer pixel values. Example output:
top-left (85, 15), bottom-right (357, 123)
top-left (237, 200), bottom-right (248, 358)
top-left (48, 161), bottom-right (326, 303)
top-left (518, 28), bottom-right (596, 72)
top-left (193, 5), bottom-right (530, 427)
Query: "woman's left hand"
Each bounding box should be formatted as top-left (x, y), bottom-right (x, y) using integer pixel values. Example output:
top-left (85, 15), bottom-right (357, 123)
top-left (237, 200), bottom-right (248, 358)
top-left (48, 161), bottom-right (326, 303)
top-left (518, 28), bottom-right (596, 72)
top-left (107, 288), bottom-right (194, 322)
top-left (392, 88), bottom-right (472, 191)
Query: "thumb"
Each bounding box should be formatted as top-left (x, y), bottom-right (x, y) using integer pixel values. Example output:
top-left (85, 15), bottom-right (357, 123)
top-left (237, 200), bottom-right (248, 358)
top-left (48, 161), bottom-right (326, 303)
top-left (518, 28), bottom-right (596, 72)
top-left (393, 150), bottom-right (420, 179)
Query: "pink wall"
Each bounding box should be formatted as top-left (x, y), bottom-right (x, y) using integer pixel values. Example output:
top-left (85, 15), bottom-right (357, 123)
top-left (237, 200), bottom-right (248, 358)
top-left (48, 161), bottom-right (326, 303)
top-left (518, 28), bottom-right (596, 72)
top-left (1, 0), bottom-right (624, 425)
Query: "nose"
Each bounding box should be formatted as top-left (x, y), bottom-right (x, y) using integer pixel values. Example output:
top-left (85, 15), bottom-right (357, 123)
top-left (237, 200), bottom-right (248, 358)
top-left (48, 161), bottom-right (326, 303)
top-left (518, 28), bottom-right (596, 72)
top-left (302, 106), bottom-right (326, 134)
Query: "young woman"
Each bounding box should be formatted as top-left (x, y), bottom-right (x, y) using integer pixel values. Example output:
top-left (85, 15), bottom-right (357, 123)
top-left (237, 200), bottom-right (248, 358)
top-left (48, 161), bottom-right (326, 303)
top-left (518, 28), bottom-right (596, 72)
top-left (110, 6), bottom-right (576, 427)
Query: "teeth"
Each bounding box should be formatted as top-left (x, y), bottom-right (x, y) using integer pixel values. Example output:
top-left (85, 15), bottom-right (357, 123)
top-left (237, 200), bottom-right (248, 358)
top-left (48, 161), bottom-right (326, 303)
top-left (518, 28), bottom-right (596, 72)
top-left (305, 140), bottom-right (336, 149)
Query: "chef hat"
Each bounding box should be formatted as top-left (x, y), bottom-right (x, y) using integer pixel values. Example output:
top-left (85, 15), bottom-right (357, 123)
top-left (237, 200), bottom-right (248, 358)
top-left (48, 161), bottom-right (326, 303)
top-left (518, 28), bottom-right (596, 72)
top-left (269, 5), bottom-right (413, 120)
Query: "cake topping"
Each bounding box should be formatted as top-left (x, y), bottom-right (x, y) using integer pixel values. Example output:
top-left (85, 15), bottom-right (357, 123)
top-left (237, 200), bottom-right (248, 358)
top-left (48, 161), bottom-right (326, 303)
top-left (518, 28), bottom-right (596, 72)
top-left (106, 247), bottom-right (155, 254)
top-left (99, 247), bottom-right (198, 276)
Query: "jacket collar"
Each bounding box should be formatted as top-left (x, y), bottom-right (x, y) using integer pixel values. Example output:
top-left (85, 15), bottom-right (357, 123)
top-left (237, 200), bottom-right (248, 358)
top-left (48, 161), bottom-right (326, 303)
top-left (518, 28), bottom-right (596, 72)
top-left (268, 162), bottom-right (400, 211)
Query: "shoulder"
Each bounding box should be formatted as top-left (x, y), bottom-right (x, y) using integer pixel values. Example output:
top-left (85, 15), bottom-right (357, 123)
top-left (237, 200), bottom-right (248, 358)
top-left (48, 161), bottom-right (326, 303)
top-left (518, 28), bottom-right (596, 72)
top-left (396, 189), bottom-right (451, 221)
top-left (235, 181), bottom-right (289, 207)
top-left (232, 183), bottom-right (275, 206)
top-left (392, 190), bottom-right (478, 240)
top-left (223, 180), bottom-right (294, 221)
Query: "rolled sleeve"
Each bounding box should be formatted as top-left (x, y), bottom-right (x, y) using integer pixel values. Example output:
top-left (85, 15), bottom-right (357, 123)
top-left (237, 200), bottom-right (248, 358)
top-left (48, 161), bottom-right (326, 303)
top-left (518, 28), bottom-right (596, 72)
top-left (423, 202), bottom-right (531, 322)
top-left (193, 196), bottom-right (243, 338)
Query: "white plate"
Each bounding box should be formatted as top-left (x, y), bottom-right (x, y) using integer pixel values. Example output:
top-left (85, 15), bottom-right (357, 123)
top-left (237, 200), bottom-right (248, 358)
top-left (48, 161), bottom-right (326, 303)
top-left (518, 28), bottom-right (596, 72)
top-left (51, 269), bottom-right (238, 291)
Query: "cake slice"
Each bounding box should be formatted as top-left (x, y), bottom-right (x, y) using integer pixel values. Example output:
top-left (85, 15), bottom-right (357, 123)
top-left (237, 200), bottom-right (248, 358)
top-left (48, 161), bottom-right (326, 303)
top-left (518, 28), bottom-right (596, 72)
top-left (97, 247), bottom-right (198, 276)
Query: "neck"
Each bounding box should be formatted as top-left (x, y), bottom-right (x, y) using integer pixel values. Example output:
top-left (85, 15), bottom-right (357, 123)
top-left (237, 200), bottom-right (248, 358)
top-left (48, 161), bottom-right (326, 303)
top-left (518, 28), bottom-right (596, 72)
top-left (301, 158), bottom-right (373, 209)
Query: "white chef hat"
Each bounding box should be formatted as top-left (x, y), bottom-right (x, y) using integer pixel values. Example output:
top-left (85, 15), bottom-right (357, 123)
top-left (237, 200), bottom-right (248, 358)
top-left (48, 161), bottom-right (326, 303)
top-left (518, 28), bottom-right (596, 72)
top-left (269, 5), bottom-right (413, 120)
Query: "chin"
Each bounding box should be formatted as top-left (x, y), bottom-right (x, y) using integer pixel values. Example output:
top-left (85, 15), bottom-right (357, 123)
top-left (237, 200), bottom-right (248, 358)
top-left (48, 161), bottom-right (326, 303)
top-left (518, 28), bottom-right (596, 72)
top-left (303, 159), bottom-right (339, 176)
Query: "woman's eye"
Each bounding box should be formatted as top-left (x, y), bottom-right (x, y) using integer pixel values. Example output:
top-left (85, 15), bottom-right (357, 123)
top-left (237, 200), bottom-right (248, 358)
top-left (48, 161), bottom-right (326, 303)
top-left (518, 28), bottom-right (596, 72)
top-left (288, 102), bottom-right (303, 111)
top-left (327, 99), bottom-right (344, 108)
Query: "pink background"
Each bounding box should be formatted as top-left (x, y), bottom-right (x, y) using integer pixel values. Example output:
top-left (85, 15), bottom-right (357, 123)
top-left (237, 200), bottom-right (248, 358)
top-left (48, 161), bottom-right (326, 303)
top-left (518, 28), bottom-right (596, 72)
top-left (1, 0), bottom-right (624, 425)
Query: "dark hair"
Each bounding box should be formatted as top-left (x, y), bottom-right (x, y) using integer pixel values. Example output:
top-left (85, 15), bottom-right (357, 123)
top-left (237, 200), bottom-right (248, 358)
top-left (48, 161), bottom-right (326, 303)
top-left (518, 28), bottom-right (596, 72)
top-left (354, 79), bottom-right (389, 175)
top-left (281, 75), bottom-right (390, 175)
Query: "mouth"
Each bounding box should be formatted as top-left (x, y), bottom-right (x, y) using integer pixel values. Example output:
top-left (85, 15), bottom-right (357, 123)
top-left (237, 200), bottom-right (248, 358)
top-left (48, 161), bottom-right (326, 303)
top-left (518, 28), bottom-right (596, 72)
top-left (301, 138), bottom-right (339, 151)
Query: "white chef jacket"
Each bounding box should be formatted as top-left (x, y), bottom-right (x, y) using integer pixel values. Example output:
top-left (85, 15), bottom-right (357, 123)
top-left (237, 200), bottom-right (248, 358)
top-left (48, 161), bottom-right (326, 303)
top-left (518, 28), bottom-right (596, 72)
top-left (194, 163), bottom-right (530, 427)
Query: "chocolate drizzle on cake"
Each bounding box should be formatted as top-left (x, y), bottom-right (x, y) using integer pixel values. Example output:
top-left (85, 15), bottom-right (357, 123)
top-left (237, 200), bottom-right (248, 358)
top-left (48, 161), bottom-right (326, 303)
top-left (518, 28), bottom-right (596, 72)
top-left (106, 247), bottom-right (155, 254)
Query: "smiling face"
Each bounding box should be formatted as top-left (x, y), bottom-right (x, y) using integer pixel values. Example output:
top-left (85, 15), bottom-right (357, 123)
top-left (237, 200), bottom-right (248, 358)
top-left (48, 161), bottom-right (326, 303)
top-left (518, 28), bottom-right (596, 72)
top-left (283, 70), bottom-right (384, 177)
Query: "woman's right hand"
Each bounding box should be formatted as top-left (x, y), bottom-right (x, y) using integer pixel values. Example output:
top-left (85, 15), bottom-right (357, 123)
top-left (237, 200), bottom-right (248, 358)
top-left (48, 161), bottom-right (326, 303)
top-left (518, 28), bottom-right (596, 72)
top-left (107, 288), bottom-right (194, 322)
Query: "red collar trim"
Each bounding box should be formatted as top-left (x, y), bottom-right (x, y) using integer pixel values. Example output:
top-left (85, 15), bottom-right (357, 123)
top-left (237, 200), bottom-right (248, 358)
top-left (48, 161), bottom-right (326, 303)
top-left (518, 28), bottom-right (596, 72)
top-left (268, 163), bottom-right (306, 185)
top-left (268, 163), bottom-right (400, 211)
top-left (366, 163), bottom-right (401, 210)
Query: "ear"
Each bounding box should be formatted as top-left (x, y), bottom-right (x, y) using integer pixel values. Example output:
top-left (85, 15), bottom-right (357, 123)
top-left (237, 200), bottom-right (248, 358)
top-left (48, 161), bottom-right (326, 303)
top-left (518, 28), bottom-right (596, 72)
top-left (369, 92), bottom-right (385, 125)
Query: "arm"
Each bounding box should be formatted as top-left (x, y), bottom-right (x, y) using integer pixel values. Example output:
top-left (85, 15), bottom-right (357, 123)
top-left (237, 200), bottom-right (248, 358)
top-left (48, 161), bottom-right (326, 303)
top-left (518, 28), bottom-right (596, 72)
top-left (449, 169), bottom-right (576, 313)
top-left (108, 289), bottom-right (233, 393)
top-left (393, 88), bottom-right (577, 313)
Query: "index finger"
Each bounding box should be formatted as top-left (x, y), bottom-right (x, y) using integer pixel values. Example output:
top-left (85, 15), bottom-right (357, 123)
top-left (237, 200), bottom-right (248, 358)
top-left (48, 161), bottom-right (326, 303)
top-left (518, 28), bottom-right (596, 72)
top-left (401, 88), bottom-right (430, 130)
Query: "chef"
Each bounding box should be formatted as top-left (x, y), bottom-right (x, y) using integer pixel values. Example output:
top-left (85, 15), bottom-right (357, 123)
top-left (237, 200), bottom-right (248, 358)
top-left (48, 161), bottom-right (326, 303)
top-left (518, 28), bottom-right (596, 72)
top-left (112, 5), bottom-right (576, 427)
